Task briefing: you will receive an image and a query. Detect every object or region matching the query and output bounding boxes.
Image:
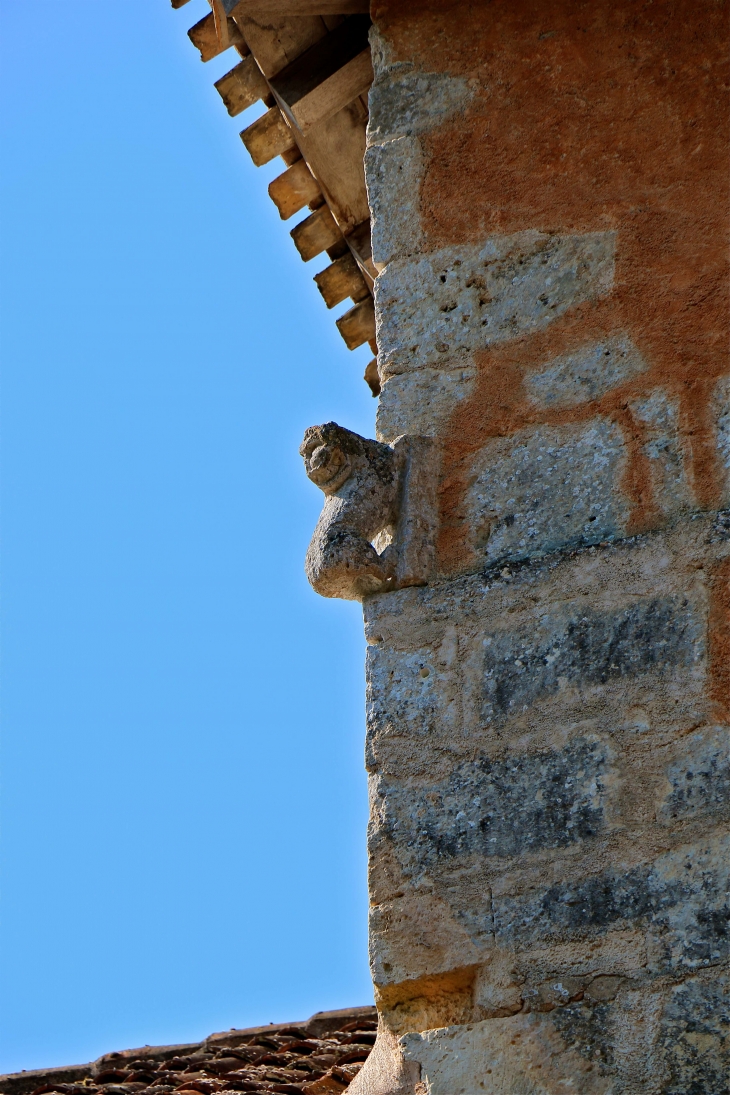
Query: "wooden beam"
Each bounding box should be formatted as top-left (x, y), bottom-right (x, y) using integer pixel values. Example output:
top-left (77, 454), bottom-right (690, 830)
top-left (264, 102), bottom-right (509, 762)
top-left (270, 16), bottom-right (370, 110)
top-left (233, 11), bottom-right (370, 232)
top-left (230, 11), bottom-right (329, 78)
top-left (188, 11), bottom-right (245, 62)
top-left (336, 297), bottom-right (375, 350)
top-left (268, 159), bottom-right (322, 218)
top-left (345, 219), bottom-right (376, 283)
top-left (241, 106), bottom-right (296, 166)
top-left (283, 98), bottom-right (369, 232)
top-left (314, 253), bottom-right (369, 308)
top-left (171, 0), bottom-right (191, 9)
top-left (285, 48), bottom-right (372, 132)
top-left (215, 56), bottom-right (270, 117)
top-left (231, 2), bottom-right (369, 14)
top-left (290, 205), bottom-right (347, 261)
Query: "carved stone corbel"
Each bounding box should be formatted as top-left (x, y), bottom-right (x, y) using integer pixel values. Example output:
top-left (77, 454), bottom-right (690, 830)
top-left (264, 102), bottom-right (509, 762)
top-left (300, 422), bottom-right (438, 601)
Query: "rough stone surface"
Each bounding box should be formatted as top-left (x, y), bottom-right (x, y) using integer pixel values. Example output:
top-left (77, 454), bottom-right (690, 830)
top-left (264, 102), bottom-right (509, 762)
top-left (494, 832), bottom-right (730, 972)
top-left (375, 231), bottom-right (615, 377)
top-left (658, 974), bottom-right (730, 1095)
top-left (365, 41), bottom-right (473, 271)
top-left (360, 516), bottom-right (728, 1014)
top-left (366, 62), bottom-right (473, 146)
top-left (658, 725), bottom-right (730, 826)
top-left (715, 375), bottom-right (730, 506)
top-left (481, 593), bottom-right (703, 726)
top-left (365, 135), bottom-right (424, 268)
top-left (376, 365), bottom-right (476, 442)
top-left (465, 419), bottom-right (630, 565)
top-left (630, 388), bottom-right (695, 518)
top-left (375, 737), bottom-right (608, 865)
top-left (525, 334), bottom-right (647, 409)
top-left (400, 1014), bottom-right (614, 1095)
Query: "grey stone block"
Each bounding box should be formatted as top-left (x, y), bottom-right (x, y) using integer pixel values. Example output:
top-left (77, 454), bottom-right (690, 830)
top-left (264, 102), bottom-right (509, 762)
top-left (466, 419), bottom-right (630, 566)
top-left (525, 334), bottom-right (647, 409)
top-left (365, 135), bottom-right (424, 268)
top-left (659, 975), bottom-right (730, 1095)
top-left (375, 365), bottom-right (476, 442)
top-left (494, 833), bottom-right (730, 972)
top-left (715, 374), bottom-right (730, 506)
top-left (367, 64), bottom-right (472, 146)
top-left (630, 388), bottom-right (694, 517)
top-left (482, 594), bottom-right (704, 726)
top-left (374, 738), bottom-right (607, 865)
top-left (376, 231), bottom-right (615, 375)
top-left (658, 725), bottom-right (730, 825)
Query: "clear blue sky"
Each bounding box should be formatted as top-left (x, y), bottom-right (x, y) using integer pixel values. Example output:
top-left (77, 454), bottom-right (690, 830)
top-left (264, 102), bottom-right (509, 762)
top-left (0, 0), bottom-right (376, 1073)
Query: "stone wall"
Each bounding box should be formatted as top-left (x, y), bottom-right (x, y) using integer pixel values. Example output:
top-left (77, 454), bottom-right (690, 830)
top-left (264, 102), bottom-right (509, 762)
top-left (331, 1), bottom-right (730, 1091)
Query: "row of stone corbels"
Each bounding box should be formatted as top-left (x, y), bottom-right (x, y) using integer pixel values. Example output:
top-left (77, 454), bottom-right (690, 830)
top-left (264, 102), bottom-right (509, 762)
top-left (171, 0), bottom-right (381, 391)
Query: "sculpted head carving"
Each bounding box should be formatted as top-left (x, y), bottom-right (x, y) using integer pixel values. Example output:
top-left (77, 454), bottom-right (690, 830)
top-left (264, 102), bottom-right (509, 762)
top-left (300, 422), bottom-right (355, 495)
top-left (300, 422), bottom-right (401, 600)
top-left (300, 421), bottom-right (436, 601)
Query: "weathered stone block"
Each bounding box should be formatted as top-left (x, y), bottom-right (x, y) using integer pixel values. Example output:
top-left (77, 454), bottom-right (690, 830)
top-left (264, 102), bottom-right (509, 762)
top-left (659, 974), bottom-right (730, 1095)
top-left (494, 833), bottom-right (730, 973)
top-left (400, 1012), bottom-right (614, 1094)
top-left (715, 375), bottom-right (730, 507)
top-left (466, 419), bottom-right (630, 565)
top-left (366, 63), bottom-right (472, 146)
top-left (658, 725), bottom-right (730, 825)
top-left (630, 388), bottom-right (694, 518)
top-left (376, 232), bottom-right (616, 375)
top-left (365, 135), bottom-right (424, 268)
top-left (481, 594), bottom-right (704, 727)
top-left (376, 364), bottom-right (476, 442)
top-left (525, 334), bottom-right (647, 409)
top-left (374, 738), bottom-right (607, 866)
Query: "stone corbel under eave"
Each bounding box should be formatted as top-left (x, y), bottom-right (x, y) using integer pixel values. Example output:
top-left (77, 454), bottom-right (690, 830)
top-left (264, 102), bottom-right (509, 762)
top-left (300, 422), bottom-right (439, 601)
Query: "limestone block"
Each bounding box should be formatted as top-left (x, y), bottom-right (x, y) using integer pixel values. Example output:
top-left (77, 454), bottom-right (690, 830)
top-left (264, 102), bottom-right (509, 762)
top-left (364, 49), bottom-right (473, 273)
top-left (630, 388), bottom-right (694, 517)
top-left (400, 1012), bottom-right (614, 1094)
top-left (365, 135), bottom-right (424, 268)
top-left (385, 971), bottom-right (730, 1094)
top-left (376, 365), bottom-right (476, 443)
top-left (480, 593), bottom-right (704, 728)
top-left (494, 831), bottom-right (730, 973)
top-left (368, 883), bottom-right (485, 988)
top-left (525, 334), bottom-right (647, 409)
top-left (366, 63), bottom-right (473, 146)
top-left (365, 639), bottom-right (462, 778)
top-left (465, 419), bottom-right (630, 566)
top-left (658, 974), bottom-right (730, 1095)
top-left (714, 374), bottom-right (730, 506)
top-left (373, 738), bottom-right (608, 867)
top-left (657, 725), bottom-right (730, 825)
top-left (376, 231), bottom-right (615, 376)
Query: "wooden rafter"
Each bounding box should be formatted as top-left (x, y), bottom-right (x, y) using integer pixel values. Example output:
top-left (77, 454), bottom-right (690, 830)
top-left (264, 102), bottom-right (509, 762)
top-left (175, 0), bottom-right (377, 378)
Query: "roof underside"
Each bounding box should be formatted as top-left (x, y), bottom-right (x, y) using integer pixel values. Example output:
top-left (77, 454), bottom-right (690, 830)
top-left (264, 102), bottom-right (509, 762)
top-left (174, 0), bottom-right (380, 396)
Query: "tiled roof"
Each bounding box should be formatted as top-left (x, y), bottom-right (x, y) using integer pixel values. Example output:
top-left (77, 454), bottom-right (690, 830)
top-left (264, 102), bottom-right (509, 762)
top-left (173, 1), bottom-right (379, 396)
top-left (0, 1008), bottom-right (376, 1095)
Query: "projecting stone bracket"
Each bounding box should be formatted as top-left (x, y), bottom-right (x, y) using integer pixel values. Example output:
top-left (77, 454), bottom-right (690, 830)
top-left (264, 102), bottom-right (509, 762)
top-left (300, 421), bottom-right (438, 601)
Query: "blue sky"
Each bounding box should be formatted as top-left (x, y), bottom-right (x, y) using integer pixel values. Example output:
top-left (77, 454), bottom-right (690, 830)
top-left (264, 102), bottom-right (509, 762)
top-left (0, 0), bottom-right (376, 1072)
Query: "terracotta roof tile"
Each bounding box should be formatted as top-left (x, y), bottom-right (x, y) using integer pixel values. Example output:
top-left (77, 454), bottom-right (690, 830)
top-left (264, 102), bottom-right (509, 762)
top-left (0, 1009), bottom-right (376, 1095)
